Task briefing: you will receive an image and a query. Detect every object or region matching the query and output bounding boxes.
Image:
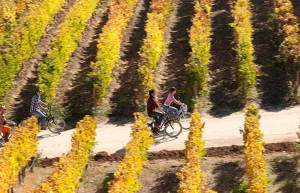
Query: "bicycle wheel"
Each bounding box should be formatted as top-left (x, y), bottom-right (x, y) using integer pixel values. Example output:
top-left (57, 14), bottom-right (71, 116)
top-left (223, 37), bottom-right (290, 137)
top-left (180, 112), bottom-right (192, 121)
top-left (47, 116), bottom-right (65, 133)
top-left (164, 120), bottom-right (182, 138)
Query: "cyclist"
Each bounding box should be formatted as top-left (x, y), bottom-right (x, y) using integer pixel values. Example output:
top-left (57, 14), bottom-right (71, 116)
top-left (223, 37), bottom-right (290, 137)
top-left (30, 88), bottom-right (47, 130)
top-left (163, 87), bottom-right (182, 119)
top-left (0, 106), bottom-right (16, 142)
top-left (147, 89), bottom-right (164, 134)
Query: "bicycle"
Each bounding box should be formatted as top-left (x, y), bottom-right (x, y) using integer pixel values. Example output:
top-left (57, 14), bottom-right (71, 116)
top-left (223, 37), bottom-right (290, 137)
top-left (177, 103), bottom-right (192, 121)
top-left (148, 111), bottom-right (183, 138)
top-left (20, 103), bottom-right (65, 134)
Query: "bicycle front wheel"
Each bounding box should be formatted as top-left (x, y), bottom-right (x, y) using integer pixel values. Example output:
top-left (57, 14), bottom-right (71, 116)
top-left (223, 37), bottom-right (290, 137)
top-left (164, 120), bottom-right (182, 138)
top-left (47, 116), bottom-right (65, 133)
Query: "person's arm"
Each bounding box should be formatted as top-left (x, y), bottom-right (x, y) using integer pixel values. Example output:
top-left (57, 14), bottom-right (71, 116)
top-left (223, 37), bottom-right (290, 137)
top-left (173, 98), bottom-right (182, 105)
top-left (4, 118), bottom-right (16, 126)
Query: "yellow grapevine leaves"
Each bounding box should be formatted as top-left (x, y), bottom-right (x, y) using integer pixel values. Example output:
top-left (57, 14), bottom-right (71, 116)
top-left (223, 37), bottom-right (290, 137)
top-left (38, 0), bottom-right (100, 102)
top-left (274, 0), bottom-right (300, 96)
top-left (177, 105), bottom-right (216, 193)
top-left (0, 0), bottom-right (66, 103)
top-left (231, 0), bottom-right (256, 99)
top-left (108, 113), bottom-right (154, 192)
top-left (243, 105), bottom-right (269, 192)
top-left (186, 0), bottom-right (212, 98)
top-left (138, 0), bottom-right (174, 101)
top-left (0, 116), bottom-right (40, 192)
top-left (90, 0), bottom-right (139, 104)
top-left (32, 116), bottom-right (96, 193)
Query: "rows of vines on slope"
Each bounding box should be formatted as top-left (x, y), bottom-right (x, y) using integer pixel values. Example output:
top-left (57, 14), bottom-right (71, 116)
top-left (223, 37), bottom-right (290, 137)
top-left (177, 106), bottom-right (216, 193)
top-left (137, 0), bottom-right (174, 101)
top-left (38, 0), bottom-right (101, 102)
top-left (108, 113), bottom-right (154, 192)
top-left (231, 0), bottom-right (256, 101)
top-left (186, 0), bottom-right (212, 99)
top-left (32, 116), bottom-right (96, 193)
top-left (0, 0), bottom-right (16, 45)
top-left (0, 117), bottom-right (40, 192)
top-left (243, 105), bottom-right (269, 192)
top-left (274, 0), bottom-right (300, 98)
top-left (15, 0), bottom-right (40, 16)
top-left (0, 0), bottom-right (67, 104)
top-left (90, 0), bottom-right (140, 104)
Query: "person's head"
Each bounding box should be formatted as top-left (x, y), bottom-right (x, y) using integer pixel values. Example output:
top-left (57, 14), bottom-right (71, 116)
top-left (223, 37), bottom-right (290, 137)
top-left (149, 89), bottom-right (156, 97)
top-left (35, 88), bottom-right (42, 96)
top-left (0, 106), bottom-right (7, 114)
top-left (169, 87), bottom-right (176, 94)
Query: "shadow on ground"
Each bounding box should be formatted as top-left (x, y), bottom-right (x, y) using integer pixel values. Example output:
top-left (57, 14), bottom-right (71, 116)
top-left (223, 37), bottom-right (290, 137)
top-left (108, 0), bottom-right (150, 120)
top-left (209, 0), bottom-right (242, 117)
top-left (64, 9), bottom-right (109, 125)
top-left (150, 172), bottom-right (179, 193)
top-left (272, 155), bottom-right (300, 193)
top-left (251, 0), bottom-right (291, 110)
top-left (212, 161), bottom-right (244, 192)
top-left (95, 173), bottom-right (114, 193)
top-left (158, 0), bottom-right (194, 105)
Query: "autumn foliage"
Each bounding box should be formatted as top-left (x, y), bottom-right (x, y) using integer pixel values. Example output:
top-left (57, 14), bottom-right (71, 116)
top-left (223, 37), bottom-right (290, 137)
top-left (243, 105), bottom-right (269, 192)
top-left (177, 106), bottom-right (216, 193)
top-left (32, 116), bottom-right (96, 193)
top-left (108, 113), bottom-right (154, 192)
top-left (138, 0), bottom-right (174, 100)
top-left (186, 0), bottom-right (212, 98)
top-left (231, 0), bottom-right (256, 100)
top-left (90, 0), bottom-right (139, 104)
top-left (274, 0), bottom-right (300, 97)
top-left (38, 0), bottom-right (100, 101)
top-left (0, 116), bottom-right (40, 192)
top-left (0, 0), bottom-right (66, 103)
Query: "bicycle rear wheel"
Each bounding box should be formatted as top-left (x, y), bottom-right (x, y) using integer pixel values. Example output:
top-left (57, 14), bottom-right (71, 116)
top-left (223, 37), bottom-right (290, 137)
top-left (164, 120), bottom-right (182, 138)
top-left (47, 116), bottom-right (65, 133)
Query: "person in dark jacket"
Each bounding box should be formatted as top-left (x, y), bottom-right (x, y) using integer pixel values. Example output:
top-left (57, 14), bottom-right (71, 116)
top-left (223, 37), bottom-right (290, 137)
top-left (147, 89), bottom-right (164, 133)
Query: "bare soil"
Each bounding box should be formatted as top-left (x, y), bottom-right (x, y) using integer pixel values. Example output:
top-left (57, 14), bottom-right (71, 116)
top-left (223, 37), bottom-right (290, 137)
top-left (13, 152), bottom-right (299, 193)
top-left (208, 0), bottom-right (242, 116)
top-left (100, 0), bottom-right (150, 120)
top-left (55, 1), bottom-right (109, 124)
top-left (7, 0), bottom-right (77, 123)
top-left (155, 0), bottom-right (193, 102)
top-left (36, 142), bottom-right (297, 166)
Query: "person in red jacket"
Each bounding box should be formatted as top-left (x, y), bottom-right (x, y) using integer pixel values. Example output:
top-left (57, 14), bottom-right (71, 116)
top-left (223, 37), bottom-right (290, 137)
top-left (0, 106), bottom-right (16, 142)
top-left (147, 89), bottom-right (164, 133)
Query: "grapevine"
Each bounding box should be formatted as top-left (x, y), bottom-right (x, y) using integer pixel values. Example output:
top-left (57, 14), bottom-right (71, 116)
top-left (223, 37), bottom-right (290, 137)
top-left (38, 0), bottom-right (101, 101)
top-left (274, 0), bottom-right (300, 98)
top-left (0, 0), bottom-right (67, 103)
top-left (90, 0), bottom-right (140, 104)
top-left (32, 116), bottom-right (96, 193)
top-left (108, 113), bottom-right (154, 192)
top-left (137, 0), bottom-right (174, 101)
top-left (177, 105), bottom-right (216, 193)
top-left (0, 116), bottom-right (40, 192)
top-left (243, 105), bottom-right (269, 192)
top-left (186, 0), bottom-right (212, 98)
top-left (231, 0), bottom-right (256, 100)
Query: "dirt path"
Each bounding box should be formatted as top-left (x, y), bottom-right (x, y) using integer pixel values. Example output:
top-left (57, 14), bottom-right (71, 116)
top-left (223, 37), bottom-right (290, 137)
top-left (8, 0), bottom-right (76, 122)
top-left (155, 0), bottom-right (194, 102)
top-left (101, 0), bottom-right (150, 119)
top-left (38, 106), bottom-right (300, 158)
top-left (55, 1), bottom-right (109, 123)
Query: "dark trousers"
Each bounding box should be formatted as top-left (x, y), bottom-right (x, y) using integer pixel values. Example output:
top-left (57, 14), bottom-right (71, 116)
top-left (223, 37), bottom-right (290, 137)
top-left (149, 111), bottom-right (164, 126)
